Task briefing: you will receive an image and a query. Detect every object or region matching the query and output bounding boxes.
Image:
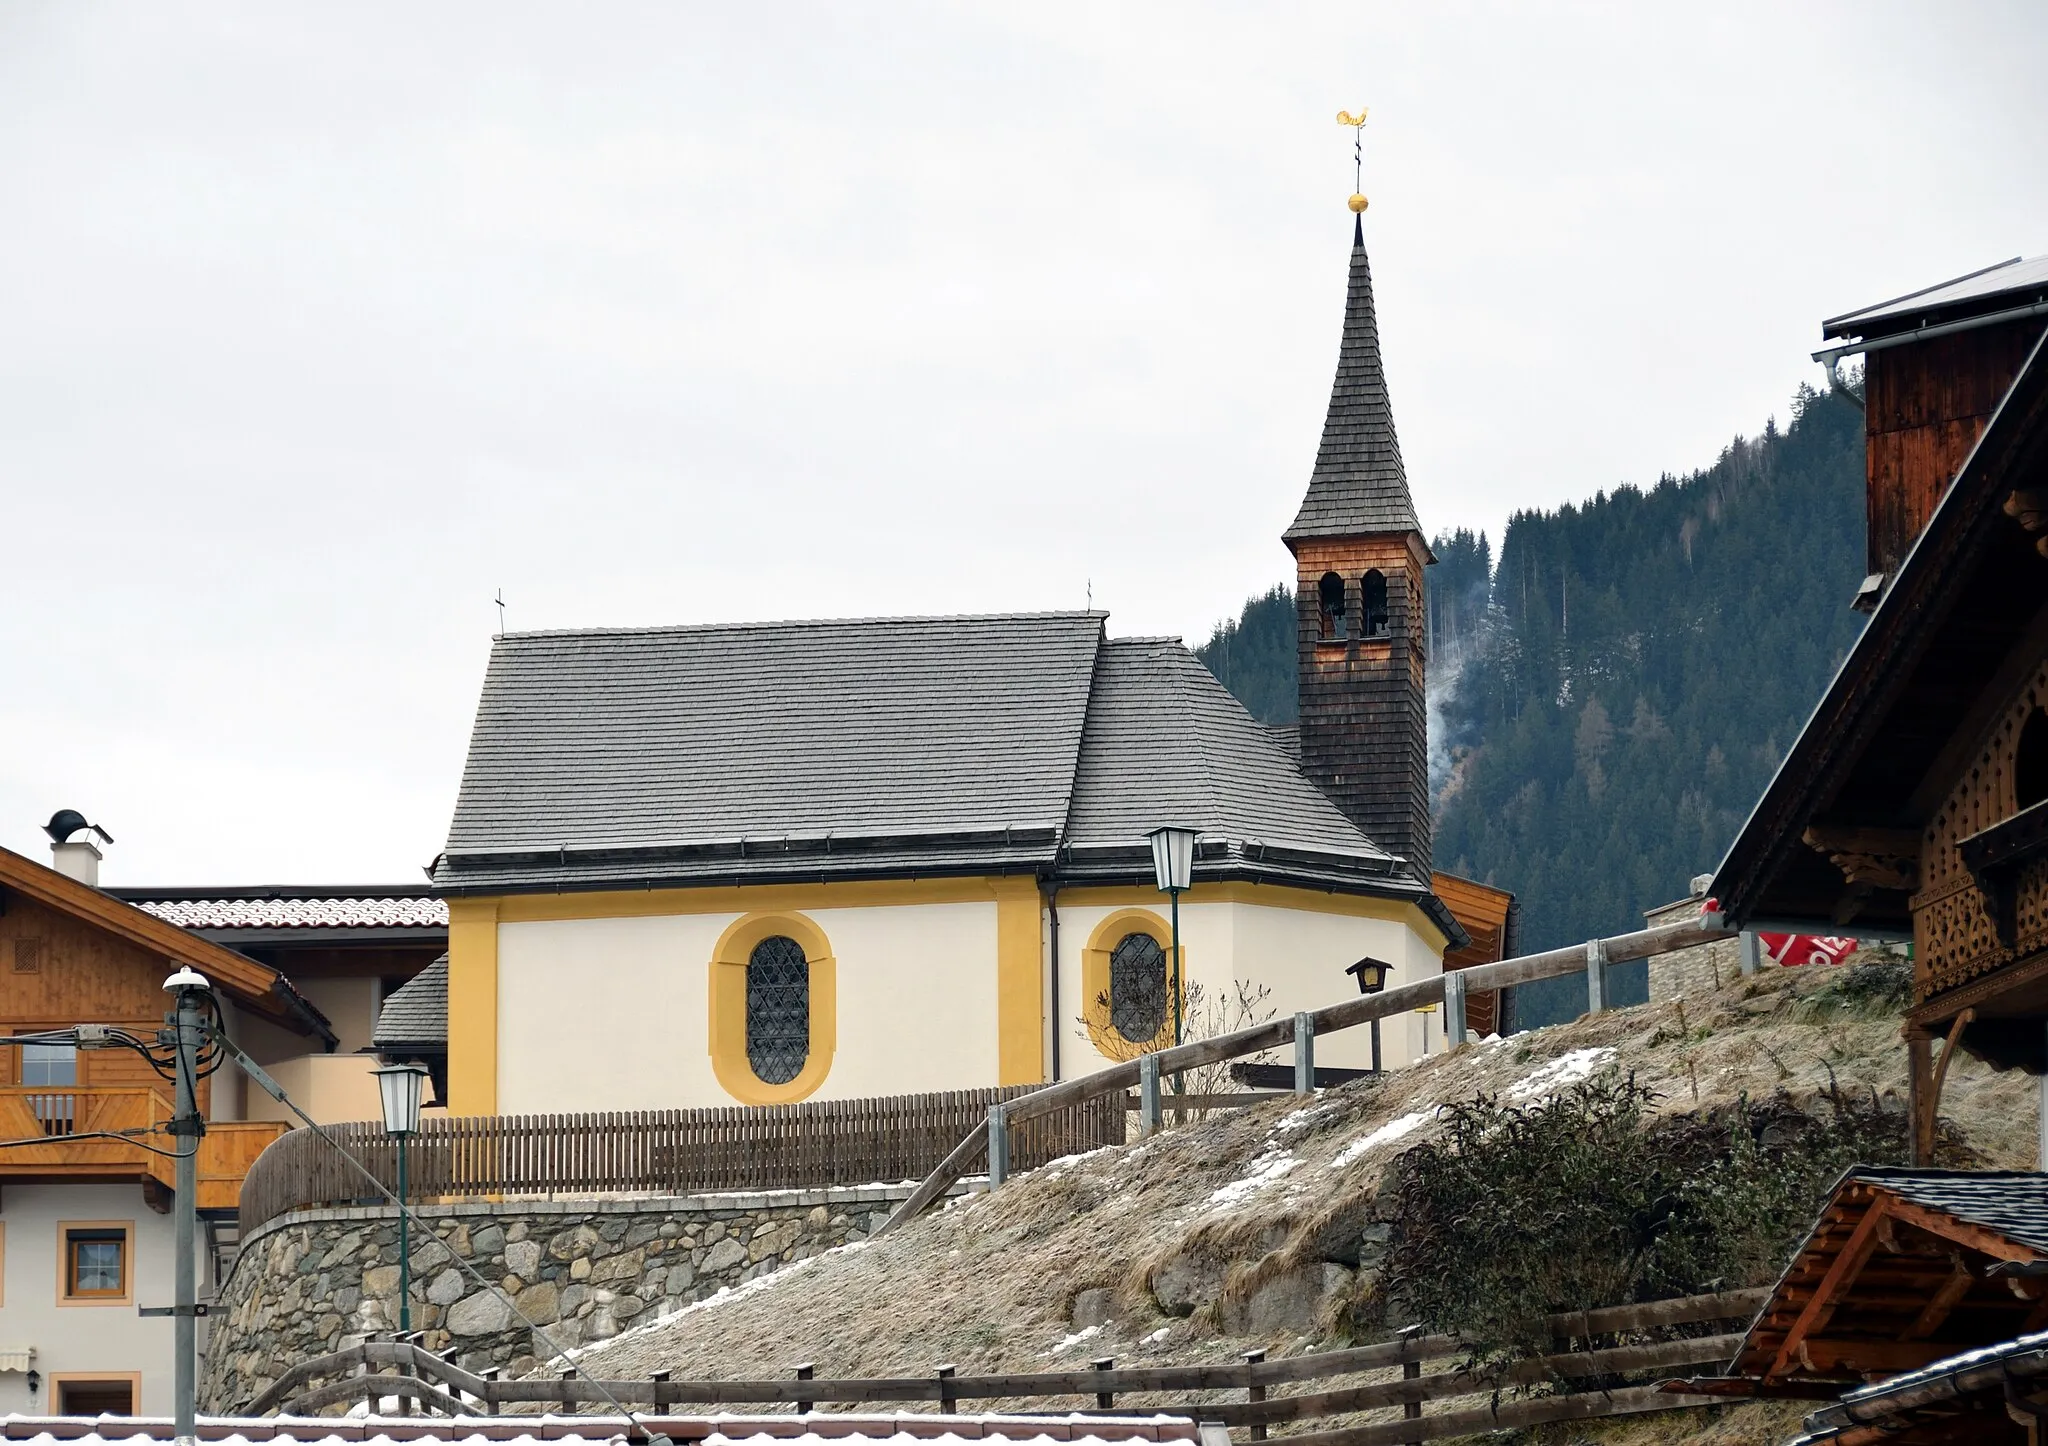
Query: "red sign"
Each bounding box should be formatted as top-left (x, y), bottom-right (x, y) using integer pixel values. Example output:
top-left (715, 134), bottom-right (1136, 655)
top-left (1701, 900), bottom-right (1859, 968)
top-left (1758, 932), bottom-right (1859, 968)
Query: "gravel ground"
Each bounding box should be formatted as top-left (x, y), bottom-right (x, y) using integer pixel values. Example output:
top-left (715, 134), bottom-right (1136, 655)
top-left (552, 962), bottom-right (2030, 1443)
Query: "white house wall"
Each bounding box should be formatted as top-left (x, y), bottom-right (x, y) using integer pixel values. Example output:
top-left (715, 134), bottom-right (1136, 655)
top-left (1054, 899), bottom-right (1443, 1077)
top-left (0, 1181), bottom-right (196, 1418)
top-left (494, 901), bottom-right (1003, 1113)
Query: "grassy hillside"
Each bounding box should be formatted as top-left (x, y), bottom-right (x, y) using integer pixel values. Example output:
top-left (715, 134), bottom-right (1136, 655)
top-left (542, 962), bottom-right (2025, 1444)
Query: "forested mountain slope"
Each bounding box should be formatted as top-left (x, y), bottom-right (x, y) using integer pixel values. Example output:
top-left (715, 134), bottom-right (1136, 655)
top-left (1197, 383), bottom-right (1868, 1021)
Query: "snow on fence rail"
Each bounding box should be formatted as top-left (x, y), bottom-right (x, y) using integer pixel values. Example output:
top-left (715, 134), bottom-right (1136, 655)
top-left (250, 1286), bottom-right (1767, 1440)
top-left (238, 1086), bottom-right (1126, 1232)
top-left (884, 916), bottom-right (1737, 1234)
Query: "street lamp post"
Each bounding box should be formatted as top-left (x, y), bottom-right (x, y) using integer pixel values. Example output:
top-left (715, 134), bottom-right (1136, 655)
top-left (1345, 956), bottom-right (1391, 1073)
top-left (372, 1062), bottom-right (429, 1333)
top-left (1146, 827), bottom-right (1199, 1097)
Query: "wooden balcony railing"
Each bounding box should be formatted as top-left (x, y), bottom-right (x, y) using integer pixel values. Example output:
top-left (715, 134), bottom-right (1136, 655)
top-left (0, 1085), bottom-right (288, 1211)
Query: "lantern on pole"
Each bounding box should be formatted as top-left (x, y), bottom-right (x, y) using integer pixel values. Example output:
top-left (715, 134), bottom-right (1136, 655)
top-left (1146, 826), bottom-right (1199, 1068)
top-left (1346, 956), bottom-right (1392, 1073)
top-left (372, 1061), bottom-right (429, 1332)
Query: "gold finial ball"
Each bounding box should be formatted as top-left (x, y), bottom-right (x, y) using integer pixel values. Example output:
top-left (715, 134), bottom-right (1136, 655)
top-left (1348, 193), bottom-right (1369, 214)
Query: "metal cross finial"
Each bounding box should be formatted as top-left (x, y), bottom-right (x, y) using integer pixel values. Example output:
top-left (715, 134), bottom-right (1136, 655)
top-left (1337, 107), bottom-right (1370, 210)
top-left (494, 588), bottom-right (507, 638)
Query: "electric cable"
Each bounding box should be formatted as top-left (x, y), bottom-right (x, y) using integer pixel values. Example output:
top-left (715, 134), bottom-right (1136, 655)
top-left (210, 1025), bottom-right (668, 1444)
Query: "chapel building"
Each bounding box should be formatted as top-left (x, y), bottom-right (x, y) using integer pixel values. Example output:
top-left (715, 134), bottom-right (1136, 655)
top-left (427, 217), bottom-right (1479, 1113)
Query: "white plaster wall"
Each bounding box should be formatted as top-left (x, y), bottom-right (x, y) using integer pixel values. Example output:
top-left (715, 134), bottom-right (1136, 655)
top-left (494, 901), bottom-right (1003, 1113)
top-left (1055, 897), bottom-right (1444, 1076)
top-left (0, 1181), bottom-right (197, 1417)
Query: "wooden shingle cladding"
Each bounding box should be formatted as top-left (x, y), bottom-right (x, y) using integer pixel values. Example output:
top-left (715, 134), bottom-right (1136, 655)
top-left (1281, 219), bottom-right (1437, 883)
top-left (1294, 532), bottom-right (1433, 880)
top-left (1730, 1169), bottom-right (2048, 1390)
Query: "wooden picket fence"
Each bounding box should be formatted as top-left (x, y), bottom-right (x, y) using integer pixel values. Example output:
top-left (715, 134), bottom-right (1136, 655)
top-left (239, 1086), bottom-right (1125, 1232)
top-left (249, 1286), bottom-right (1768, 1444)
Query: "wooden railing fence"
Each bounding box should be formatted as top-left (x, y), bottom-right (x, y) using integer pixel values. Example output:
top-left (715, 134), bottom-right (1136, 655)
top-left (240, 1086), bottom-right (1125, 1232)
top-left (249, 1286), bottom-right (1767, 1444)
top-left (891, 916), bottom-right (1736, 1231)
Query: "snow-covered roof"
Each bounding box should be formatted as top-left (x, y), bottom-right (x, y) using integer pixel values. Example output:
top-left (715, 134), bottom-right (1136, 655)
top-left (123, 896), bottom-right (448, 931)
top-left (2, 1415), bottom-right (1203, 1446)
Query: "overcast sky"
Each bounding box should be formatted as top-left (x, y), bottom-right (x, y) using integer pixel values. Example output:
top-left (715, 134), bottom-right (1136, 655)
top-left (3, 2), bottom-right (2046, 884)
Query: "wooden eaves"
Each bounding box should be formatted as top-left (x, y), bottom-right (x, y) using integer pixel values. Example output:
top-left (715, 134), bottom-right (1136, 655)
top-left (1728, 1171), bottom-right (2048, 1391)
top-left (0, 843), bottom-right (334, 1043)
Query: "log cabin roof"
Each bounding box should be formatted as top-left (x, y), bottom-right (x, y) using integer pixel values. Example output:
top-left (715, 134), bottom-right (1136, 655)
top-left (1730, 1167), bottom-right (2048, 1389)
top-left (1825, 253), bottom-right (2048, 344)
top-left (431, 612), bottom-right (1464, 942)
top-left (1283, 216), bottom-right (1427, 547)
top-left (0, 844), bottom-right (332, 1038)
top-left (1710, 331), bottom-right (2048, 935)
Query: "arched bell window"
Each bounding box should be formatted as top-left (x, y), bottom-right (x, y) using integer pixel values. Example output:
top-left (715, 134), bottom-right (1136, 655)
top-left (745, 935), bottom-right (811, 1084)
top-left (1108, 931), bottom-right (1168, 1043)
top-left (2018, 707), bottom-right (2048, 812)
top-left (1317, 571), bottom-right (1348, 641)
top-left (1361, 569), bottom-right (1391, 638)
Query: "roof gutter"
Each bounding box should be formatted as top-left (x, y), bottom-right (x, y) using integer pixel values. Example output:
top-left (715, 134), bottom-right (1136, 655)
top-left (1816, 297), bottom-right (2048, 375)
top-left (270, 976), bottom-right (340, 1052)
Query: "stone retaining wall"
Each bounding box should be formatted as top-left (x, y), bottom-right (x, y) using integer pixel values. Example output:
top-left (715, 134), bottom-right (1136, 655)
top-left (202, 1184), bottom-right (945, 1413)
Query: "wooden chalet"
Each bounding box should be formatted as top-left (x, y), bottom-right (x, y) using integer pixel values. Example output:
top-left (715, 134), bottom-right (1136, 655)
top-left (1710, 254), bottom-right (2048, 1160)
top-left (0, 843), bottom-right (326, 1211)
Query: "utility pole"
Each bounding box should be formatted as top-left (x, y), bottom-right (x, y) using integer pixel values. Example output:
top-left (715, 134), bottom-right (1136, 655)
top-left (166, 969), bottom-right (210, 1444)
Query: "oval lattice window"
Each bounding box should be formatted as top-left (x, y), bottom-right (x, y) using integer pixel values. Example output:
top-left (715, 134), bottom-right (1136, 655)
top-left (1109, 931), bottom-right (1168, 1043)
top-left (745, 935), bottom-right (811, 1084)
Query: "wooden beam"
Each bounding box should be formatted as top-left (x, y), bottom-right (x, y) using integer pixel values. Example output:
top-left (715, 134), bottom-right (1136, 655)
top-left (1882, 1195), bottom-right (2046, 1264)
top-left (1904, 1254), bottom-right (1976, 1339)
top-left (1907, 1034), bottom-right (1934, 1166)
top-left (1794, 1338), bottom-right (1960, 1375)
top-left (1925, 1008), bottom-right (1978, 1158)
top-left (1768, 1197), bottom-right (1892, 1381)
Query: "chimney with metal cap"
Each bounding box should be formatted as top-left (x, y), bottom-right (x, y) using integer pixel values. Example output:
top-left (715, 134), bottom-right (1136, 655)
top-left (44, 809), bottom-right (113, 886)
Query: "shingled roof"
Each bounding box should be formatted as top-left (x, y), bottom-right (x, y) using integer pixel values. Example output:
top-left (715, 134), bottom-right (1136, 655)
top-left (431, 611), bottom-right (1461, 943)
top-left (1061, 637), bottom-right (1431, 902)
top-left (373, 952), bottom-right (448, 1050)
top-left (1284, 216), bottom-right (1426, 546)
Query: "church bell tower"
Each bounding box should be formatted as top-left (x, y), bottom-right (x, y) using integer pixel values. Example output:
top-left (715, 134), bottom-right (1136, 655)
top-left (1286, 205), bottom-right (1434, 881)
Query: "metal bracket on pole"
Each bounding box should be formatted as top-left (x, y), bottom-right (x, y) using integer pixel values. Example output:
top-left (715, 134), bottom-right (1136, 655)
top-left (1443, 971), bottom-right (1468, 1049)
top-left (1139, 1054), bottom-right (1162, 1135)
top-left (1292, 1012), bottom-right (1315, 1094)
top-left (1585, 938), bottom-right (1608, 1016)
top-left (1739, 931), bottom-right (1761, 976)
top-left (987, 1103), bottom-right (1009, 1187)
top-left (138, 1304), bottom-right (210, 1318)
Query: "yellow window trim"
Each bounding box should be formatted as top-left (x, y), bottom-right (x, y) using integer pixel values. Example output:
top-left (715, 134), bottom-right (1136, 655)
top-left (48, 1373), bottom-right (142, 1415)
top-left (707, 912), bottom-right (838, 1105)
top-left (56, 1220), bottom-right (133, 1307)
top-left (1080, 908), bottom-right (1185, 1062)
